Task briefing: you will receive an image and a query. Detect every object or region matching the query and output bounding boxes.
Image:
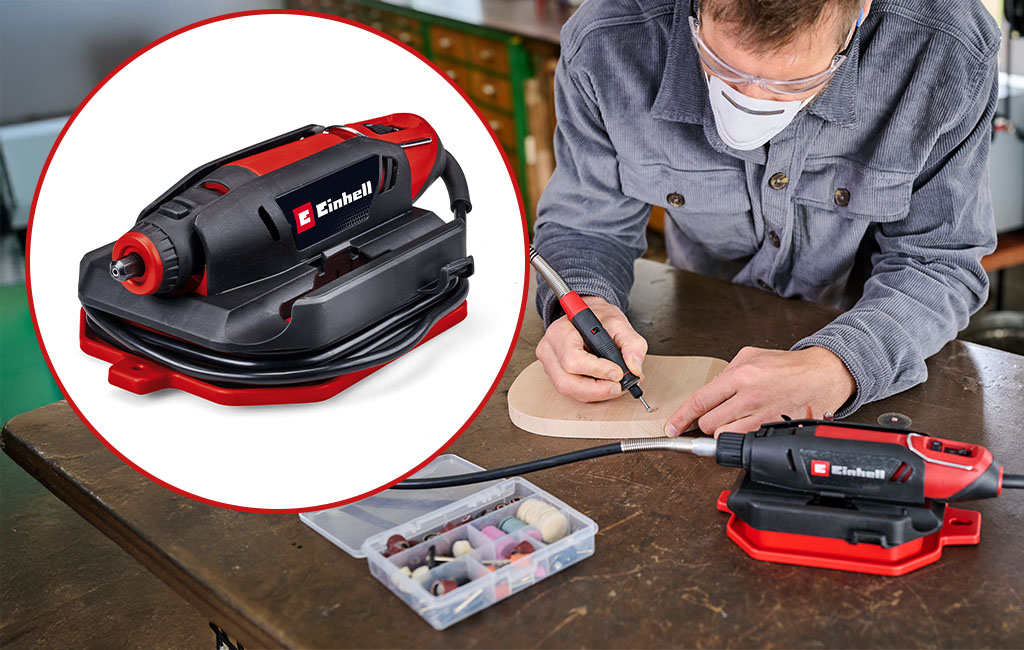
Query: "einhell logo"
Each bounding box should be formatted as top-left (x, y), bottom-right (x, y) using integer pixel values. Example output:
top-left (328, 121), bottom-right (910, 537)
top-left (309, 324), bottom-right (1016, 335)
top-left (293, 202), bottom-right (315, 233)
top-left (315, 180), bottom-right (373, 219)
top-left (811, 459), bottom-right (886, 480)
top-left (810, 460), bottom-right (830, 477)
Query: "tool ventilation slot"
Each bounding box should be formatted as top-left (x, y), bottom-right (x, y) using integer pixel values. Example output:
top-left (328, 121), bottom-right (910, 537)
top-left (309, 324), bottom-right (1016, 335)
top-left (381, 156), bottom-right (399, 192)
top-left (258, 206), bottom-right (281, 241)
top-left (890, 462), bottom-right (913, 482)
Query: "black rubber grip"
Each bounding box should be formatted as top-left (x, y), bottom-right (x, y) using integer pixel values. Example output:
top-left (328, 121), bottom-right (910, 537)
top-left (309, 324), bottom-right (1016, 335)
top-left (715, 432), bottom-right (746, 468)
top-left (570, 307), bottom-right (641, 392)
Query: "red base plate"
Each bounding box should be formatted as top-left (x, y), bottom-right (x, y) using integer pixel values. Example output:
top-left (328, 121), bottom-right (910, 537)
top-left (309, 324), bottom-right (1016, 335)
top-left (79, 301), bottom-right (468, 406)
top-left (716, 490), bottom-right (981, 576)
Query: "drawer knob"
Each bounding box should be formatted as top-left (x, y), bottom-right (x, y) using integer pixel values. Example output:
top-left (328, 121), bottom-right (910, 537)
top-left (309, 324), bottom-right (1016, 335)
top-left (489, 120), bottom-right (501, 132)
top-left (480, 49), bottom-right (493, 61)
top-left (438, 36), bottom-right (452, 49)
top-left (482, 83), bottom-right (496, 96)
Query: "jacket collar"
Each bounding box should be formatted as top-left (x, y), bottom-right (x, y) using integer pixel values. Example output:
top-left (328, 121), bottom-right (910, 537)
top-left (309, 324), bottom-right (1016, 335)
top-left (651, 0), bottom-right (860, 128)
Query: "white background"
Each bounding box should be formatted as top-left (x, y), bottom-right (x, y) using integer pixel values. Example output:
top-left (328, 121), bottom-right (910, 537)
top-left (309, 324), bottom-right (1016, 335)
top-left (28, 13), bottom-right (526, 510)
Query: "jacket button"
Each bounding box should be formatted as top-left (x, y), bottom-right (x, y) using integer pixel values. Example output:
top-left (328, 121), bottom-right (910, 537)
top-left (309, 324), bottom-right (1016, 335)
top-left (834, 188), bottom-right (850, 206)
top-left (768, 172), bottom-right (789, 190)
top-left (768, 231), bottom-right (780, 248)
top-left (667, 192), bottom-right (685, 207)
top-left (757, 279), bottom-right (772, 291)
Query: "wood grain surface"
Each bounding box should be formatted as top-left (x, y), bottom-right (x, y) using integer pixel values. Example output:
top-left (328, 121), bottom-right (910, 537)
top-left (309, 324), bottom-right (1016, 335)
top-left (4, 259), bottom-right (1023, 649)
top-left (508, 356), bottom-right (727, 438)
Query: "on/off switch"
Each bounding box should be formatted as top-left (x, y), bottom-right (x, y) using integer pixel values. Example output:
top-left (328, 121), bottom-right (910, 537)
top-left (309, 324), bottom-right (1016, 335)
top-left (364, 123), bottom-right (401, 134)
top-left (929, 440), bottom-right (942, 451)
top-left (944, 446), bottom-right (972, 457)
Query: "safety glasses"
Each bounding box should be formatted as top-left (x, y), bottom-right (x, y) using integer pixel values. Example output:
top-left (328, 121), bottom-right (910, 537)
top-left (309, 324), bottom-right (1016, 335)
top-left (688, 15), bottom-right (853, 96)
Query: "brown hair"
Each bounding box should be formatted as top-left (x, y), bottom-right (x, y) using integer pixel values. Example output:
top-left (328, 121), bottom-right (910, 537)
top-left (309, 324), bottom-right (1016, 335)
top-left (701, 0), bottom-right (862, 53)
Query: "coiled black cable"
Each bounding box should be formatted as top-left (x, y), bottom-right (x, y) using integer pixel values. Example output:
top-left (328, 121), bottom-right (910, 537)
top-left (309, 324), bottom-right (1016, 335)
top-left (83, 275), bottom-right (468, 387)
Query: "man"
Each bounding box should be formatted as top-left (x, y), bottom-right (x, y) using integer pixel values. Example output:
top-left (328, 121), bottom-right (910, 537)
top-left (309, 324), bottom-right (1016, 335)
top-left (533, 0), bottom-right (999, 436)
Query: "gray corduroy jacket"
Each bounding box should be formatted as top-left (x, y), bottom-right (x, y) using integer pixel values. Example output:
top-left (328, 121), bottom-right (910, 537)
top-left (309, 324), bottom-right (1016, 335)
top-left (533, 0), bottom-right (1000, 416)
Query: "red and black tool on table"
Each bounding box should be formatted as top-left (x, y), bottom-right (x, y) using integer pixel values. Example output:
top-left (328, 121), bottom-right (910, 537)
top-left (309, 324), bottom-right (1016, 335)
top-left (529, 246), bottom-right (652, 411)
top-left (79, 113), bottom-right (474, 405)
top-left (395, 417), bottom-right (1023, 576)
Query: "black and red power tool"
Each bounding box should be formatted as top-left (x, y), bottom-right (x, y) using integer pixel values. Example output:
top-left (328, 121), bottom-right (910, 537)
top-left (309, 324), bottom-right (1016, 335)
top-left (710, 418), bottom-right (1015, 575)
top-left (392, 418), bottom-right (1022, 576)
top-left (78, 113), bottom-right (475, 405)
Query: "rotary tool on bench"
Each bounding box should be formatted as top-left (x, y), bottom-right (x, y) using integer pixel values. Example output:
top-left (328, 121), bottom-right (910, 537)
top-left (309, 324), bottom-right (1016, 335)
top-left (529, 246), bottom-right (652, 411)
top-left (394, 418), bottom-right (1023, 576)
top-left (79, 113), bottom-right (474, 405)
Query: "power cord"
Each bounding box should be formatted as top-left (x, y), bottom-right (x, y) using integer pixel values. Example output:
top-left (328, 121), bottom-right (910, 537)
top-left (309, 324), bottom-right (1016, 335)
top-left (83, 274), bottom-right (469, 387)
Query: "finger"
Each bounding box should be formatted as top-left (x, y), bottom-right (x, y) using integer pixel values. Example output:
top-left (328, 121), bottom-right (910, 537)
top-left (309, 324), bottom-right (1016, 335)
top-left (696, 392), bottom-right (756, 436)
top-left (551, 328), bottom-right (623, 381)
top-left (605, 318), bottom-right (648, 377)
top-left (665, 375), bottom-right (738, 436)
top-left (541, 354), bottom-right (624, 402)
top-left (713, 414), bottom-right (767, 438)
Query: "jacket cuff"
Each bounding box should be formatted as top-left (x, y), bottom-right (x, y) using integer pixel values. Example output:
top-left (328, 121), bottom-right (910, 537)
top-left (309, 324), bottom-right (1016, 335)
top-left (532, 225), bottom-right (636, 328)
top-left (791, 322), bottom-right (893, 419)
top-left (536, 271), bottom-right (623, 327)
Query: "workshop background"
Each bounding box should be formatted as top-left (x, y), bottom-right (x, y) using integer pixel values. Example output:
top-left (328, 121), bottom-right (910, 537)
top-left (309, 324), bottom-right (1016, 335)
top-left (1, 0), bottom-right (1022, 647)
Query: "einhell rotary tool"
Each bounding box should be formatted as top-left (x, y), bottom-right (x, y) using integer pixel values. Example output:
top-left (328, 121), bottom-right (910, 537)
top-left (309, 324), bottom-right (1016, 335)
top-left (393, 418), bottom-right (1023, 576)
top-left (529, 246), bottom-right (652, 411)
top-left (78, 114), bottom-right (475, 405)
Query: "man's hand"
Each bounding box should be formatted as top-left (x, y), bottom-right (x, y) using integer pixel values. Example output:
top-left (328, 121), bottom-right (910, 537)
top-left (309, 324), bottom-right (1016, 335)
top-left (536, 296), bottom-right (648, 402)
top-left (665, 346), bottom-right (856, 437)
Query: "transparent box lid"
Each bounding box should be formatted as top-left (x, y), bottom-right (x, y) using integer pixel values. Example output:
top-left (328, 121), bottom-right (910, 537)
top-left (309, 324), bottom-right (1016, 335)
top-left (300, 454), bottom-right (498, 558)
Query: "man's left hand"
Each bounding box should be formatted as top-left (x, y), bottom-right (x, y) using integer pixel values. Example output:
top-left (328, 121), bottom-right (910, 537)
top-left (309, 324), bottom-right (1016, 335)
top-left (664, 346), bottom-right (856, 437)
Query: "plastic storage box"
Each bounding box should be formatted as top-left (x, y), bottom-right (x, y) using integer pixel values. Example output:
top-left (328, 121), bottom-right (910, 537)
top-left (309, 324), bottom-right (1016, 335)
top-left (300, 455), bottom-right (598, 630)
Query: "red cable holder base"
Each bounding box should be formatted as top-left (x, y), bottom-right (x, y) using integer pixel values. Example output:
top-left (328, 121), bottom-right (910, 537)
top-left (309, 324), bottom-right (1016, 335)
top-left (79, 301), bottom-right (468, 406)
top-left (716, 490), bottom-right (981, 577)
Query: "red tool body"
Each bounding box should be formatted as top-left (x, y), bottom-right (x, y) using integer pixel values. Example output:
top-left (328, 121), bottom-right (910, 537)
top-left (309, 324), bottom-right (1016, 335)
top-left (79, 113), bottom-right (474, 405)
top-left (107, 114), bottom-right (449, 297)
top-left (714, 419), bottom-right (1006, 575)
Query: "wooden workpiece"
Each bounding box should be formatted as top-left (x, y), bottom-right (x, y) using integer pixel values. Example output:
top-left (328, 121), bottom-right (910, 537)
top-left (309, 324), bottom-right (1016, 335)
top-left (4, 259), bottom-right (1023, 648)
top-left (508, 355), bottom-right (727, 438)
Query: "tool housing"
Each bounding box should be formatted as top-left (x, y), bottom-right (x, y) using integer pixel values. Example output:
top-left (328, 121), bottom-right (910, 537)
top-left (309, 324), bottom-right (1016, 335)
top-left (79, 113), bottom-right (474, 404)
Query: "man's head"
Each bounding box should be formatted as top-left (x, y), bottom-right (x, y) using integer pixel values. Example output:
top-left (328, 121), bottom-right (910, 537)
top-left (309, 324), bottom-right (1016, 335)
top-left (697, 0), bottom-right (868, 101)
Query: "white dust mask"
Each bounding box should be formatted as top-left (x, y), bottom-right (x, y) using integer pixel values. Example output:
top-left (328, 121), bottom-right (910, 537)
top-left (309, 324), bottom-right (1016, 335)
top-left (706, 74), bottom-right (814, 150)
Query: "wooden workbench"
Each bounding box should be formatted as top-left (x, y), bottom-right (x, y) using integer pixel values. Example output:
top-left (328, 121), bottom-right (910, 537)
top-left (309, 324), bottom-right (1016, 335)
top-left (4, 259), bottom-right (1023, 648)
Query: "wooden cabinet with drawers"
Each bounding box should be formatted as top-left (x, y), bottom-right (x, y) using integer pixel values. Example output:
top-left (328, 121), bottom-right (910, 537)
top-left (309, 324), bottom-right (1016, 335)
top-left (430, 25), bottom-right (465, 59)
top-left (439, 61), bottom-right (469, 88)
top-left (468, 34), bottom-right (510, 75)
top-left (467, 69), bottom-right (513, 112)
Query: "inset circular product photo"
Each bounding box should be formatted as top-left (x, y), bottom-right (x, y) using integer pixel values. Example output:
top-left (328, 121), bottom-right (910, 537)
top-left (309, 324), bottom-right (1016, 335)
top-left (27, 11), bottom-right (528, 511)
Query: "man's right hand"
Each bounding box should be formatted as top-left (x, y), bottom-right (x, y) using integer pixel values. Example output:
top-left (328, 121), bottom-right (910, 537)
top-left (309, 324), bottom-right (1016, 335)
top-left (535, 296), bottom-right (648, 402)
